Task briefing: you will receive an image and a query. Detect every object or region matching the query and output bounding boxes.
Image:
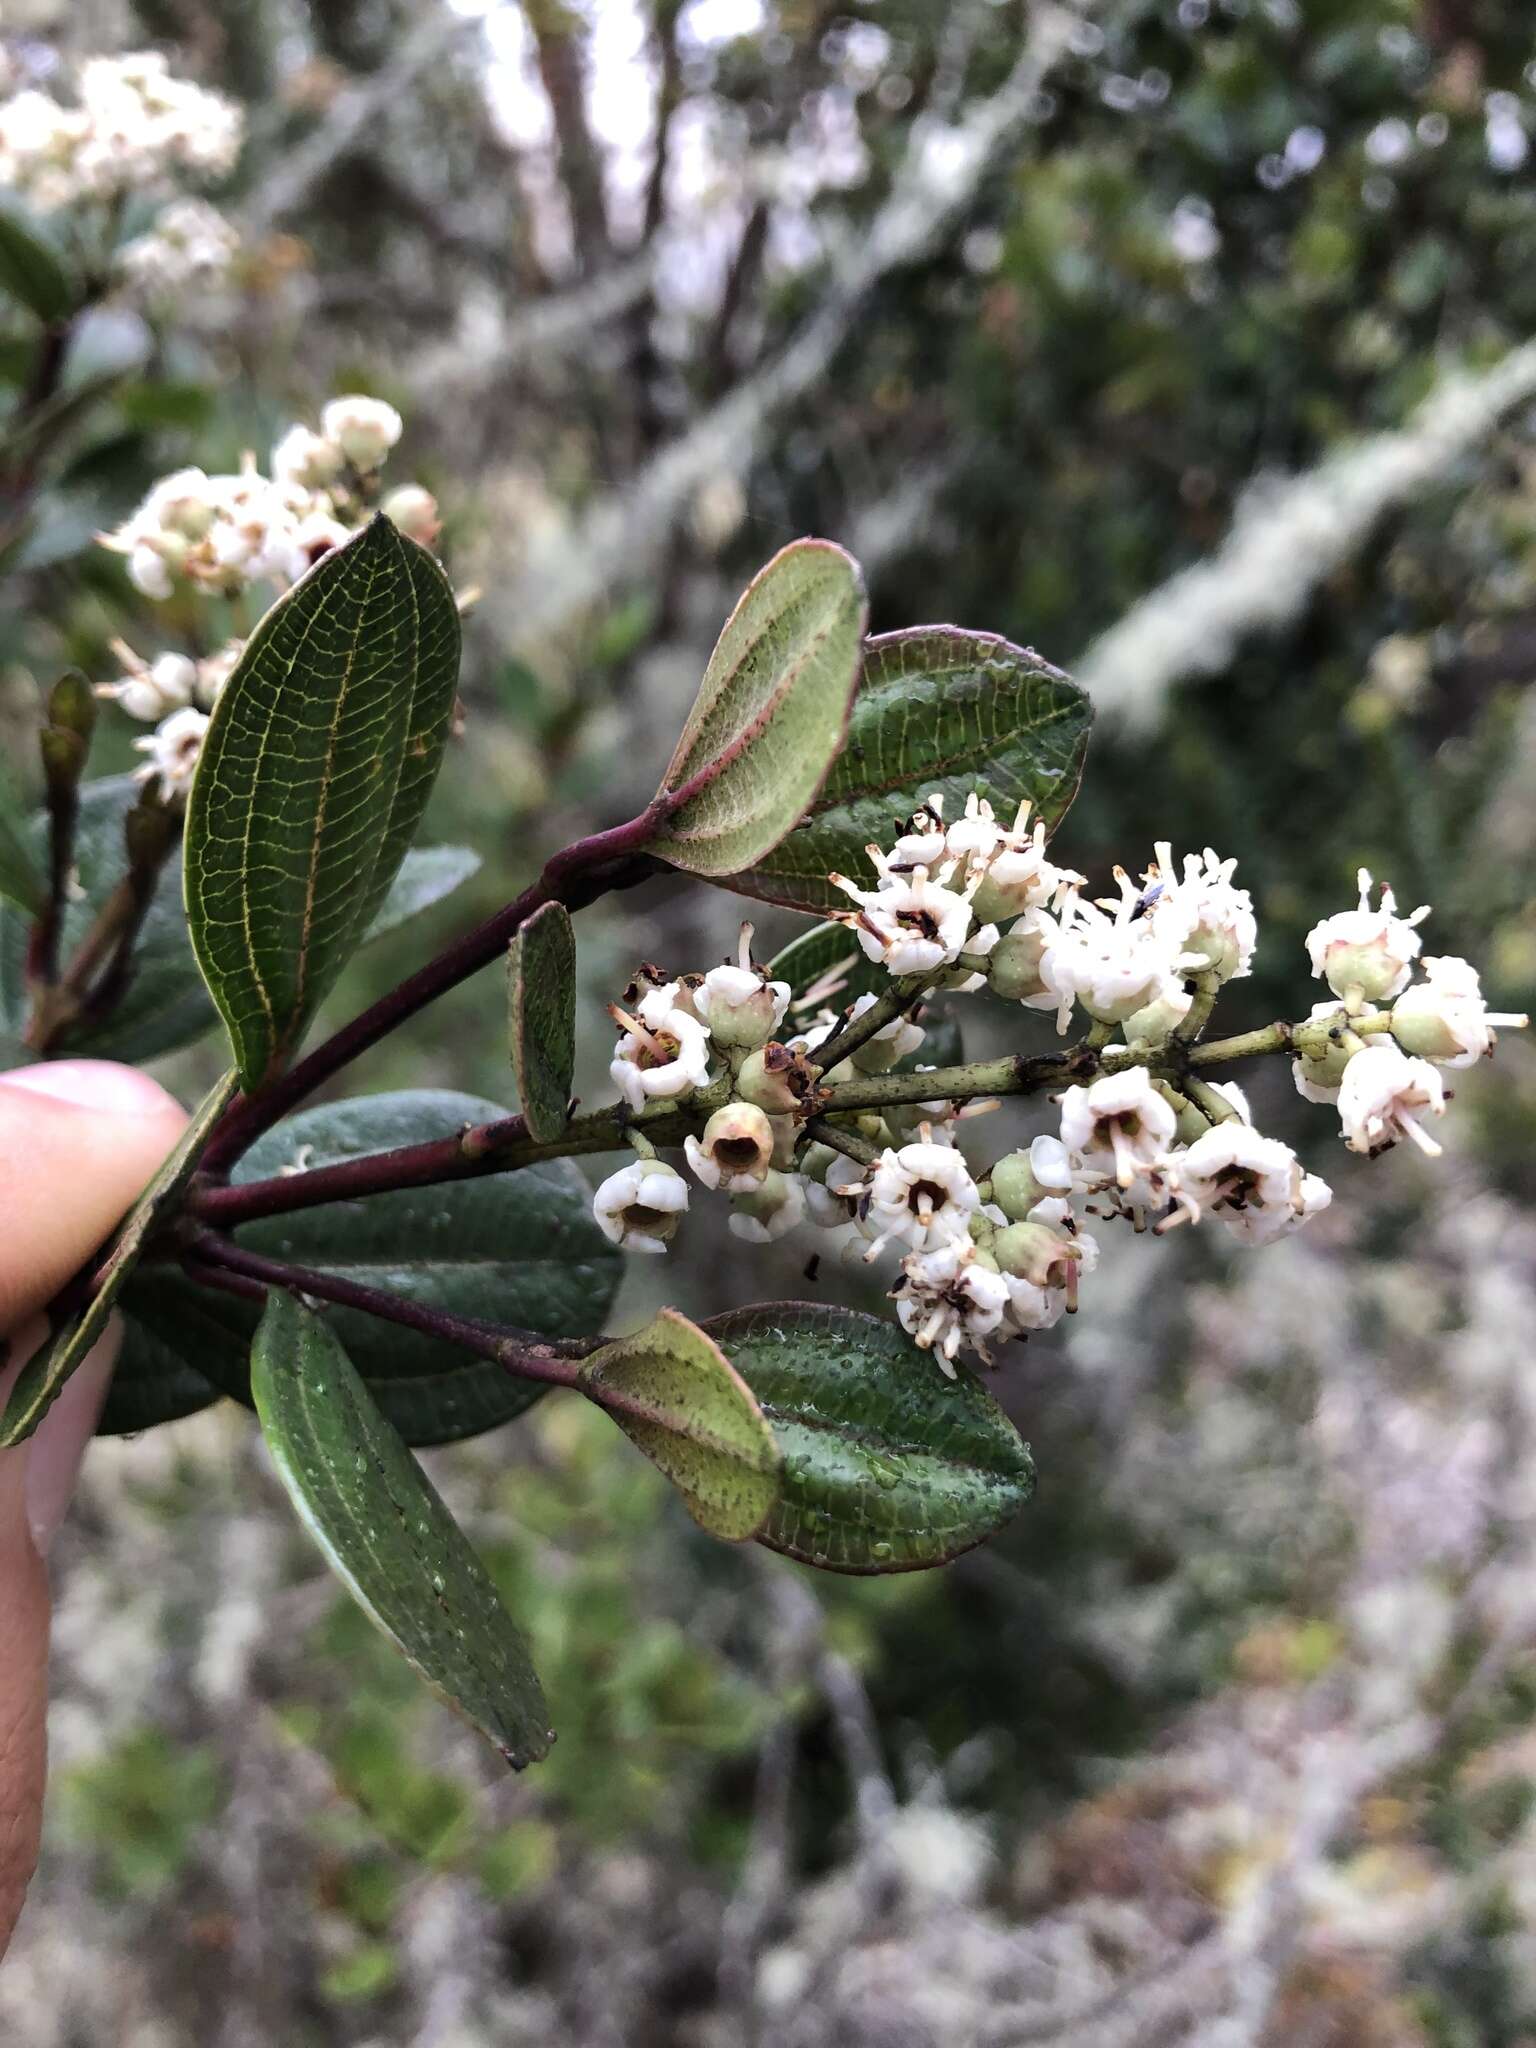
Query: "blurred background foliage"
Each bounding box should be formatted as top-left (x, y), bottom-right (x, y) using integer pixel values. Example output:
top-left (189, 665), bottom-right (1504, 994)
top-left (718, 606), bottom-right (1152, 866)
top-left (4, 0), bottom-right (1536, 2041)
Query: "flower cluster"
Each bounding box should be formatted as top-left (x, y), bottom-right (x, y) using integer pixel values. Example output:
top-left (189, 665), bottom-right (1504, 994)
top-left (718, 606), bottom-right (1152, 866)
top-left (588, 800), bottom-right (1526, 1379)
top-left (0, 50), bottom-right (243, 298)
top-left (95, 401), bottom-right (443, 798)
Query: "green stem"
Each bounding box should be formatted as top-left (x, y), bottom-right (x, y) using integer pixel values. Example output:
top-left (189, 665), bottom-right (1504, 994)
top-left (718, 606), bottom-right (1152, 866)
top-left (801, 1116), bottom-right (882, 1169)
top-left (806, 971), bottom-right (934, 1075)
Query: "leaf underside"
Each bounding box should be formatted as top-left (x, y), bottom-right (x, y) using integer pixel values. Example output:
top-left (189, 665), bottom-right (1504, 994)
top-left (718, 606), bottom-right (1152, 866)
top-left (506, 900), bottom-right (575, 1144)
top-left (645, 538), bottom-right (868, 878)
top-left (704, 1301), bottom-right (1035, 1573)
top-left (724, 625), bottom-right (1092, 914)
top-left (578, 1308), bottom-right (781, 1542)
top-left (251, 1291), bottom-right (551, 1769)
top-left (184, 515), bottom-right (462, 1086)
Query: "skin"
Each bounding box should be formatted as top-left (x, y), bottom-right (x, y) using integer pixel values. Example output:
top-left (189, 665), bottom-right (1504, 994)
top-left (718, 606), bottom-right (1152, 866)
top-left (0, 1061), bottom-right (187, 1958)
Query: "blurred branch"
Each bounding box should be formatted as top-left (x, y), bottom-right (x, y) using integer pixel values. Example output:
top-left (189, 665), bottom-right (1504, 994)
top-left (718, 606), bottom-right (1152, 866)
top-left (1076, 338), bottom-right (1536, 731)
top-left (501, 0), bottom-right (1088, 639)
top-left (240, 4), bottom-right (476, 239)
top-left (525, 1), bottom-right (611, 269)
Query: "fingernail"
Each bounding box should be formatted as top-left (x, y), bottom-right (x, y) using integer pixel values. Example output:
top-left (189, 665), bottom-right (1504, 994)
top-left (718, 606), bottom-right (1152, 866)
top-left (21, 1338), bottom-right (115, 1557)
top-left (0, 1319), bottom-right (116, 1560)
top-left (0, 1060), bottom-right (181, 1117)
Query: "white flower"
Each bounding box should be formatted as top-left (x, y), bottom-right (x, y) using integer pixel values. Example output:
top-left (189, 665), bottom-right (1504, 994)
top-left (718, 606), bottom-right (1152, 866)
top-left (95, 643), bottom-right (197, 722)
top-left (271, 425), bottom-right (345, 491)
top-left (381, 484), bottom-right (442, 547)
top-left (1336, 1042), bottom-right (1446, 1157)
top-left (321, 394), bottom-right (402, 471)
top-left (608, 992), bottom-right (712, 1113)
top-left (684, 1103), bottom-right (775, 1191)
top-left (127, 541), bottom-right (177, 600)
top-left (1146, 842), bottom-right (1257, 981)
top-left (1161, 1125), bottom-right (1329, 1245)
top-left (1306, 867), bottom-right (1429, 1002)
top-left (728, 1171), bottom-right (805, 1243)
top-left (115, 197), bottom-right (238, 298)
top-left (999, 1272), bottom-right (1068, 1336)
top-left (864, 1138), bottom-right (982, 1255)
top-left (1390, 956), bottom-right (1527, 1069)
top-left (831, 851), bottom-right (977, 978)
top-left (886, 796), bottom-right (950, 872)
top-left (1038, 870), bottom-right (1179, 1032)
top-left (132, 706), bottom-right (208, 797)
top-left (958, 795), bottom-right (1084, 924)
top-left (693, 924), bottom-right (790, 1048)
top-left (895, 1239), bottom-right (1010, 1372)
top-left (593, 1160), bottom-right (689, 1254)
top-left (1059, 1068), bottom-right (1178, 1188)
top-left (194, 638), bottom-right (245, 710)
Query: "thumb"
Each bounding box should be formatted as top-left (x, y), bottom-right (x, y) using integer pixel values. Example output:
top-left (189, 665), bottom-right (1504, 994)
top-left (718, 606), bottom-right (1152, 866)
top-left (0, 1059), bottom-right (188, 1954)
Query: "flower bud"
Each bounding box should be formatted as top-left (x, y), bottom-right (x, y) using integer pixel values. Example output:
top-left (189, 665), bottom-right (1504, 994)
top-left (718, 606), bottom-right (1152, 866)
top-left (320, 393), bottom-right (403, 471)
top-left (694, 962), bottom-right (789, 1049)
top-left (992, 1220), bottom-right (1079, 1291)
top-left (989, 1137), bottom-right (1074, 1222)
top-left (684, 1102), bottom-right (775, 1191)
top-left (987, 922), bottom-right (1051, 1002)
top-left (271, 424), bottom-right (345, 491)
top-left (382, 484), bottom-right (442, 547)
top-left (1121, 980), bottom-right (1194, 1047)
top-left (736, 1041), bottom-right (817, 1117)
top-left (1389, 957), bottom-right (1528, 1069)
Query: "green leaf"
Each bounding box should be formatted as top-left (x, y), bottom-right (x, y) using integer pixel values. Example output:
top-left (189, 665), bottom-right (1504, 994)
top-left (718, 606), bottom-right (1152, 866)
top-left (506, 901), bottom-right (575, 1144)
top-left (251, 1292), bottom-right (551, 1769)
top-left (0, 775), bottom-right (471, 1066)
top-left (578, 1308), bottom-right (781, 1541)
top-left (0, 203), bottom-right (73, 322)
top-left (0, 752), bottom-right (43, 918)
top-left (644, 539), bottom-right (867, 878)
top-left (721, 626), bottom-right (1091, 914)
top-left (365, 844), bottom-right (480, 943)
top-left (704, 1302), bottom-right (1034, 1573)
top-left (184, 516), bottom-right (462, 1087)
top-left (99, 1318), bottom-right (220, 1436)
top-left (0, 1071), bottom-right (237, 1448)
top-left (121, 1089), bottom-right (621, 1445)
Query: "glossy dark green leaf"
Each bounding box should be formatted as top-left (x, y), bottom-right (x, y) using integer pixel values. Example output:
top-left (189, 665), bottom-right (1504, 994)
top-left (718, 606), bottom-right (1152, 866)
top-left (578, 1308), bottom-right (781, 1541)
top-left (704, 1302), bottom-right (1034, 1573)
top-left (722, 627), bottom-right (1091, 914)
top-left (0, 1071), bottom-right (236, 1447)
top-left (644, 539), bottom-right (867, 878)
top-left (123, 1089), bottom-right (621, 1445)
top-left (185, 516), bottom-right (462, 1086)
top-left (506, 900), bottom-right (575, 1144)
top-left (0, 203), bottom-right (73, 322)
top-left (0, 752), bottom-right (43, 917)
top-left (0, 771), bottom-right (468, 1064)
top-left (100, 1317), bottom-right (220, 1436)
top-left (251, 1292), bottom-right (551, 1769)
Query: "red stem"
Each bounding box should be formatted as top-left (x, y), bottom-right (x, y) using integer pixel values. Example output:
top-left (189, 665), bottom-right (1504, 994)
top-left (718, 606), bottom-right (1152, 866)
top-left (199, 806), bottom-right (666, 1174)
top-left (185, 1235), bottom-right (598, 1385)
